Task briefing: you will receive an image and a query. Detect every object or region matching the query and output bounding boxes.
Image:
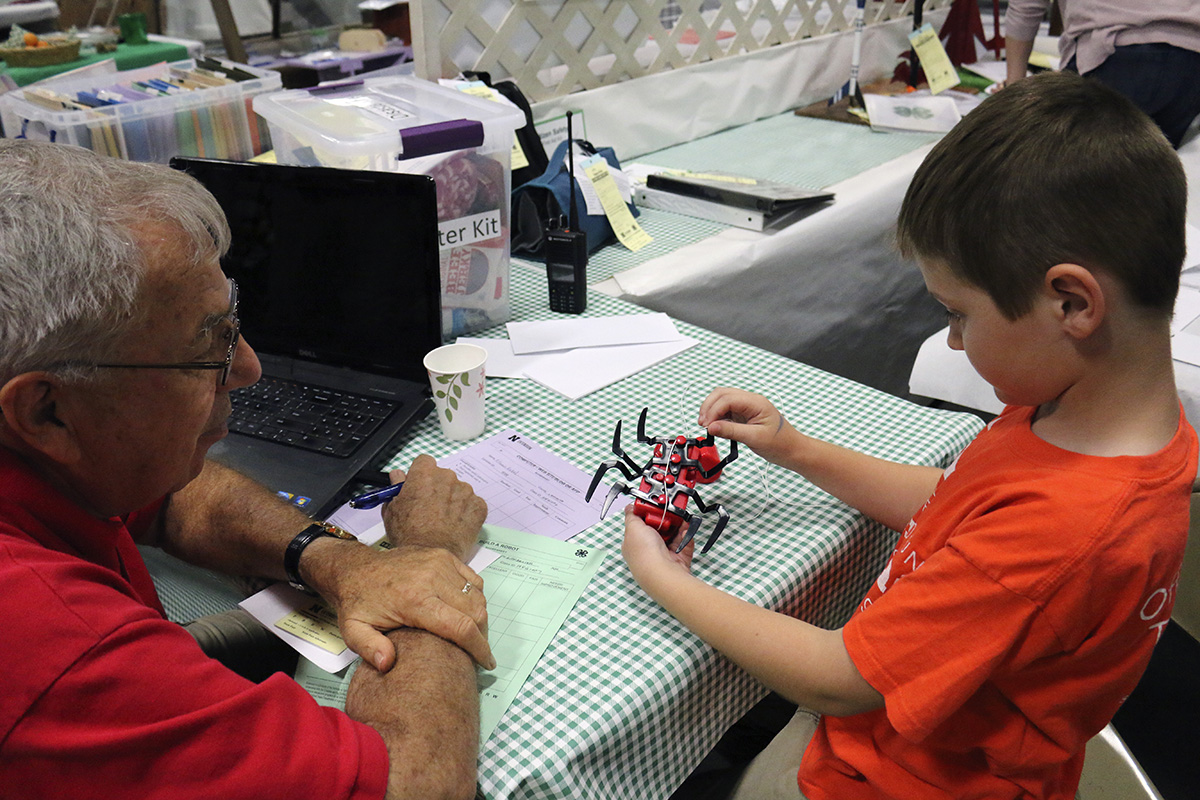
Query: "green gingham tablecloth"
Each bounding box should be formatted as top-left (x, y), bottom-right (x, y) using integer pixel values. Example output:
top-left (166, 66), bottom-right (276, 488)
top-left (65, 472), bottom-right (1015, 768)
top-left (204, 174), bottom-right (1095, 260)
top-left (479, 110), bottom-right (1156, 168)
top-left (383, 264), bottom-right (983, 800)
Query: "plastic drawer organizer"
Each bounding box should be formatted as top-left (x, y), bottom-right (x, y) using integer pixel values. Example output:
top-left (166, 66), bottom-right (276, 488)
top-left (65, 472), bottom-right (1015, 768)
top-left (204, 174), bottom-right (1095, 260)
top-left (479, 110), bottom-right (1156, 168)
top-left (0, 58), bottom-right (281, 163)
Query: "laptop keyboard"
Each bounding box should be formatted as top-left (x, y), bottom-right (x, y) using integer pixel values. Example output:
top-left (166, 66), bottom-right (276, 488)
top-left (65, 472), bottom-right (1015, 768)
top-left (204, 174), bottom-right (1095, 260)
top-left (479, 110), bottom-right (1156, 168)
top-left (229, 377), bottom-right (399, 458)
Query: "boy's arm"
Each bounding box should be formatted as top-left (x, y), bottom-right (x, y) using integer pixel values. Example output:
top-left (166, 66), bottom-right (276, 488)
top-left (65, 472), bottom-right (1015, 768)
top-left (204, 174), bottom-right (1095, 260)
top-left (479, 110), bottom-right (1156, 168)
top-left (699, 388), bottom-right (943, 531)
top-left (624, 509), bottom-right (883, 717)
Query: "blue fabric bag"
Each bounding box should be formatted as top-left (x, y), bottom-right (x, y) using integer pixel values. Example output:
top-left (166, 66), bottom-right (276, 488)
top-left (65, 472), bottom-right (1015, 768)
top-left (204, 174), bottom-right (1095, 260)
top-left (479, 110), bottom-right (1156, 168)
top-left (511, 139), bottom-right (639, 258)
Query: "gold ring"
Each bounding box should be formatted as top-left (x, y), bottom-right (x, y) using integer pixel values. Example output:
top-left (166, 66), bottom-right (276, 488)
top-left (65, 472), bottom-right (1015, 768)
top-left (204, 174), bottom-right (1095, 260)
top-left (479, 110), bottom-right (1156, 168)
top-left (461, 581), bottom-right (474, 595)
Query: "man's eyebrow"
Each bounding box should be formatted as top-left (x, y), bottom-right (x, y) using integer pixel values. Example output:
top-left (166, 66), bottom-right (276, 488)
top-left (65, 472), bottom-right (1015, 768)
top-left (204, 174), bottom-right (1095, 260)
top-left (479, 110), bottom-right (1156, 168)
top-left (196, 310), bottom-right (231, 340)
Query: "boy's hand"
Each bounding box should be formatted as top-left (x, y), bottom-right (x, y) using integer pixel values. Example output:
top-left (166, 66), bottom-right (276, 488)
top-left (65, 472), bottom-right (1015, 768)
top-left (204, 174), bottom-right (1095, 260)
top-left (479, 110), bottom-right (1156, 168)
top-left (698, 387), bottom-right (798, 466)
top-left (622, 506), bottom-right (694, 595)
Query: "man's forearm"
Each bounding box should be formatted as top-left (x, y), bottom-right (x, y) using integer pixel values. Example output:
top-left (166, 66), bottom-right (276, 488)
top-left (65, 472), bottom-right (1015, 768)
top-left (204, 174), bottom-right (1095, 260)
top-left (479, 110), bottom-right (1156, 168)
top-left (149, 459), bottom-right (313, 581)
top-left (347, 628), bottom-right (480, 800)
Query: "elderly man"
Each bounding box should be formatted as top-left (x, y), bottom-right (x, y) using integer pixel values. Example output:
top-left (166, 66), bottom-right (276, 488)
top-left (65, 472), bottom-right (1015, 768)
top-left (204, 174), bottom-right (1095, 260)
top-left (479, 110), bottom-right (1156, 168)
top-left (0, 140), bottom-right (493, 799)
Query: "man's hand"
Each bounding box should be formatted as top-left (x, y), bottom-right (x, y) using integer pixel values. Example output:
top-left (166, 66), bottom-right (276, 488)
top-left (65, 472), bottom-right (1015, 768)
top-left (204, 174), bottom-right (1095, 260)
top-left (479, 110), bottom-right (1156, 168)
top-left (698, 387), bottom-right (800, 466)
top-left (382, 454), bottom-right (486, 560)
top-left (330, 542), bottom-right (494, 672)
top-left (314, 454), bottom-right (493, 672)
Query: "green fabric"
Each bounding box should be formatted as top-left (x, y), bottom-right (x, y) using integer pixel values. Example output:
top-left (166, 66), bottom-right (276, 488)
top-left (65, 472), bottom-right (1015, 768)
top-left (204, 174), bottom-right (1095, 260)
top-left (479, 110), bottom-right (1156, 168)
top-left (0, 41), bottom-right (190, 86)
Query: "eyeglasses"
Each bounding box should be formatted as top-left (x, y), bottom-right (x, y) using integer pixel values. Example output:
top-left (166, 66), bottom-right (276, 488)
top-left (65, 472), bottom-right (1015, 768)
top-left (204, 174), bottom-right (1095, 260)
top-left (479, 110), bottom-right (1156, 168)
top-left (93, 278), bottom-right (241, 386)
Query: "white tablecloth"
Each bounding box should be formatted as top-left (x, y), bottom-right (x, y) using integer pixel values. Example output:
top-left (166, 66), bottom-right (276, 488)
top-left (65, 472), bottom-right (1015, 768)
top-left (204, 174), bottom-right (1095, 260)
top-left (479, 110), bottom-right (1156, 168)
top-left (597, 143), bottom-right (947, 397)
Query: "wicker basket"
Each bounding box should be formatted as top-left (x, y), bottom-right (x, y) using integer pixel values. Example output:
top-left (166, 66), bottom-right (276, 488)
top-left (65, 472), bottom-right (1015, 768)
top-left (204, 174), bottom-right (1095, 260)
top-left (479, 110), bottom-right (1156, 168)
top-left (0, 40), bottom-right (81, 68)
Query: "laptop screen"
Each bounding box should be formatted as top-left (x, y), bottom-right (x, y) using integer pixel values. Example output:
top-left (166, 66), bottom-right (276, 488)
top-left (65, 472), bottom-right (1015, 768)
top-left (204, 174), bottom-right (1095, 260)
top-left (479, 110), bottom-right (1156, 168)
top-left (170, 157), bottom-right (443, 385)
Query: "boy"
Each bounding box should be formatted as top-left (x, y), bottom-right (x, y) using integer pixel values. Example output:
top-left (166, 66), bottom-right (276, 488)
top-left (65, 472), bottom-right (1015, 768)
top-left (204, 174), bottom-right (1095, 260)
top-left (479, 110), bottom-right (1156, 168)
top-left (622, 71), bottom-right (1197, 800)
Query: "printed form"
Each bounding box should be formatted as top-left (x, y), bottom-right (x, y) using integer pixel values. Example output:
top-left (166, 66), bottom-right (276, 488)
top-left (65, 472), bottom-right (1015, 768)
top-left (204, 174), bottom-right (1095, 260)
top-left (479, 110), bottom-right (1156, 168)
top-left (440, 429), bottom-right (627, 539)
top-left (294, 525), bottom-right (605, 742)
top-left (272, 431), bottom-right (617, 741)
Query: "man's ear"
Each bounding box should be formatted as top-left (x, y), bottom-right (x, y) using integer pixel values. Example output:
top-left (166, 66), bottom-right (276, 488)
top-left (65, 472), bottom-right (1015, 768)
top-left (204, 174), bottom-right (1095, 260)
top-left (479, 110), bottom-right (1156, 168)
top-left (1044, 263), bottom-right (1106, 339)
top-left (0, 373), bottom-right (83, 465)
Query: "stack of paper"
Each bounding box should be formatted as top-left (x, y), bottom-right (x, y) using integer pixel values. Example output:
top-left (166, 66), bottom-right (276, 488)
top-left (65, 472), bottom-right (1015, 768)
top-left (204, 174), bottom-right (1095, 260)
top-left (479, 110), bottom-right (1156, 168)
top-left (460, 312), bottom-right (697, 399)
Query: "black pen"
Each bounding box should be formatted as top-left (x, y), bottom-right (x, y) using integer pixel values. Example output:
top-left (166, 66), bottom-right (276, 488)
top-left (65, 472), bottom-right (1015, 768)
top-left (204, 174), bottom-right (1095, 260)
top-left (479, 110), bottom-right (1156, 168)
top-left (348, 482), bottom-right (404, 510)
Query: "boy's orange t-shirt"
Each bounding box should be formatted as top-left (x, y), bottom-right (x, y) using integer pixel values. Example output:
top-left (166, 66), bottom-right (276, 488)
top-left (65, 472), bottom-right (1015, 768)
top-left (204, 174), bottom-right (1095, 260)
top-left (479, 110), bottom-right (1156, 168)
top-left (799, 405), bottom-right (1197, 800)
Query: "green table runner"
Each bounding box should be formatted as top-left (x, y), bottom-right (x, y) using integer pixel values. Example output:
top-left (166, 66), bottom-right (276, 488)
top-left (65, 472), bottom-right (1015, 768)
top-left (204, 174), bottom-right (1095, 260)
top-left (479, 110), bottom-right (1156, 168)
top-left (0, 40), bottom-right (190, 86)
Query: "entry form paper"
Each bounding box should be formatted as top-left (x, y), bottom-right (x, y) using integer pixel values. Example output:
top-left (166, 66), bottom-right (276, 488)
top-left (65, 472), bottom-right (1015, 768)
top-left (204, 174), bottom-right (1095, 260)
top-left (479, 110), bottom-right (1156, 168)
top-left (294, 524), bottom-right (607, 743)
top-left (439, 428), bottom-right (629, 539)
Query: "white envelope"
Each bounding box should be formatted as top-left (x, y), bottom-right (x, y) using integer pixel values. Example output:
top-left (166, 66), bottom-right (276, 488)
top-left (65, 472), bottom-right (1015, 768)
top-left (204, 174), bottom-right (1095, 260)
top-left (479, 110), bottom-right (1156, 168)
top-left (522, 337), bottom-right (697, 400)
top-left (506, 313), bottom-right (683, 354)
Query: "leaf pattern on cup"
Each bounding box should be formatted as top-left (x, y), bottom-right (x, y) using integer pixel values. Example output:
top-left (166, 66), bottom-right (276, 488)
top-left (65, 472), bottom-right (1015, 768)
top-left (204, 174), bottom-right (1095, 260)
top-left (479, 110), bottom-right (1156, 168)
top-left (434, 372), bottom-right (472, 423)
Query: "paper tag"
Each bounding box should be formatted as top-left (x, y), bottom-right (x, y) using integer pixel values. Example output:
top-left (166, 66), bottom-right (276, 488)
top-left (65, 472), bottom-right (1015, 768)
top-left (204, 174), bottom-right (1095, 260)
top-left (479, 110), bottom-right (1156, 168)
top-left (574, 156), bottom-right (605, 216)
top-left (511, 139), bottom-right (529, 171)
top-left (608, 163), bottom-right (633, 202)
top-left (458, 84), bottom-right (529, 170)
top-left (908, 23), bottom-right (959, 95)
top-left (583, 157), bottom-right (653, 252)
top-left (275, 601), bottom-right (348, 655)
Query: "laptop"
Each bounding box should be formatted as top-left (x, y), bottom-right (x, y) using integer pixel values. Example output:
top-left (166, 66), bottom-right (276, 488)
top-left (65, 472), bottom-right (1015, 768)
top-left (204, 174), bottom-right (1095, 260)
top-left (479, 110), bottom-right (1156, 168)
top-left (170, 156), bottom-right (444, 516)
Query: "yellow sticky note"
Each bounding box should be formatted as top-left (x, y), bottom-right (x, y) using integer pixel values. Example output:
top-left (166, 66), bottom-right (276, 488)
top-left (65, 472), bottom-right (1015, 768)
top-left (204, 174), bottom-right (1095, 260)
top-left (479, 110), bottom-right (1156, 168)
top-left (909, 23), bottom-right (960, 95)
top-left (583, 158), bottom-right (653, 253)
top-left (276, 601), bottom-right (347, 655)
top-left (460, 85), bottom-right (500, 102)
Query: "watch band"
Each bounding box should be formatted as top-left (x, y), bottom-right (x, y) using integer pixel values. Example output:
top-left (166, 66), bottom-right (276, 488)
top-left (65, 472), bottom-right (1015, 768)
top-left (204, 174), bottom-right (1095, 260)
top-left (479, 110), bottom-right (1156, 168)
top-left (284, 521), bottom-right (356, 595)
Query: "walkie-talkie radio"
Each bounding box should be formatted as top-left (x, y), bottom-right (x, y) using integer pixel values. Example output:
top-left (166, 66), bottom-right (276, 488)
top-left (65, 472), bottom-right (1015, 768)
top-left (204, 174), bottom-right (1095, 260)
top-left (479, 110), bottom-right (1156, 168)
top-left (545, 111), bottom-right (588, 314)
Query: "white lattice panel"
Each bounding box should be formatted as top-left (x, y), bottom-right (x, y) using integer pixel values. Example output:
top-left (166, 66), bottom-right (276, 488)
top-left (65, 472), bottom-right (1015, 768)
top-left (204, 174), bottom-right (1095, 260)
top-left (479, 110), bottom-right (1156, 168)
top-left (413, 0), bottom-right (952, 101)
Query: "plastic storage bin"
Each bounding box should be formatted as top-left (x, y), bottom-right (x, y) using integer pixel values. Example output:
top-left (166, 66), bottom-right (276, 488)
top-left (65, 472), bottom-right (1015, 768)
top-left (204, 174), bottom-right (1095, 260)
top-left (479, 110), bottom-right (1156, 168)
top-left (253, 76), bottom-right (525, 337)
top-left (0, 58), bottom-right (280, 163)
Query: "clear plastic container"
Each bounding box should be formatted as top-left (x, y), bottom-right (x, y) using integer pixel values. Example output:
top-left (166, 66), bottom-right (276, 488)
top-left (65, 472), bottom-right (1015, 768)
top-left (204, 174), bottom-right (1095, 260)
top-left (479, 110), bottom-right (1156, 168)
top-left (254, 76), bottom-right (525, 336)
top-left (0, 58), bottom-right (280, 163)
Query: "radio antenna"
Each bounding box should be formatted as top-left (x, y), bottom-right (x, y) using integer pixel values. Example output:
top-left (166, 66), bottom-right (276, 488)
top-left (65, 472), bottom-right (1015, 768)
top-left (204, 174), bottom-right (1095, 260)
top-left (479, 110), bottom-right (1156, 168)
top-left (566, 111), bottom-right (579, 231)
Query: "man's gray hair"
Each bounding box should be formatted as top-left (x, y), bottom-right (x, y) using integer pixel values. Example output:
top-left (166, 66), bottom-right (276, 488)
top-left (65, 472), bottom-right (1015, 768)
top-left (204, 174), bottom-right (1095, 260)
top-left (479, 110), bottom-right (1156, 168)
top-left (0, 140), bottom-right (231, 383)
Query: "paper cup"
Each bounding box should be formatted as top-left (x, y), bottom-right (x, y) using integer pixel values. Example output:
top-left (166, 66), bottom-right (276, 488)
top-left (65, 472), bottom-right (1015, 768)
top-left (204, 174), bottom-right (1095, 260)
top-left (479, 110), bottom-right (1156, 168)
top-left (423, 343), bottom-right (487, 440)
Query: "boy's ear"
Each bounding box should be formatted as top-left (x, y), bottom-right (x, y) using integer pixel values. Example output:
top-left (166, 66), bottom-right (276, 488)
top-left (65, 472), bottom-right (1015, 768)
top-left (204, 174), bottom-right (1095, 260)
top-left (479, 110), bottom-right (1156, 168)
top-left (1044, 263), bottom-right (1106, 339)
top-left (0, 373), bottom-right (84, 465)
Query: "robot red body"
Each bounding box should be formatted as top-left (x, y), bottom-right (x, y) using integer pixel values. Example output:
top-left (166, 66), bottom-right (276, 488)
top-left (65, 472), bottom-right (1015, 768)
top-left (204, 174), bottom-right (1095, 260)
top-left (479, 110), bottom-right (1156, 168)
top-left (586, 408), bottom-right (738, 553)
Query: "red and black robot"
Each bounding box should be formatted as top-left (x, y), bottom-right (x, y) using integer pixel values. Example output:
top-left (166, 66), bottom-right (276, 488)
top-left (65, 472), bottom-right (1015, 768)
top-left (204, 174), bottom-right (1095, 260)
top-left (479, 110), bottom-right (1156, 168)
top-left (586, 408), bottom-right (738, 553)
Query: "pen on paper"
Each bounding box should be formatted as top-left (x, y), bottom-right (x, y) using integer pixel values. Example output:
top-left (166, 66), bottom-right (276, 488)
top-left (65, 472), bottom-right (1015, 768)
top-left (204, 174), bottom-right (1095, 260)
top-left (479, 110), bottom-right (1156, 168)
top-left (348, 482), bottom-right (404, 510)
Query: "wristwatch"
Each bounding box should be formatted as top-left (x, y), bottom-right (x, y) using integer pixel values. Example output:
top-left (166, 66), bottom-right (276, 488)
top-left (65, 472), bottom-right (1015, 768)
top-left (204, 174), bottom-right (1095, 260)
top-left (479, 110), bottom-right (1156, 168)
top-left (284, 521), bottom-right (357, 595)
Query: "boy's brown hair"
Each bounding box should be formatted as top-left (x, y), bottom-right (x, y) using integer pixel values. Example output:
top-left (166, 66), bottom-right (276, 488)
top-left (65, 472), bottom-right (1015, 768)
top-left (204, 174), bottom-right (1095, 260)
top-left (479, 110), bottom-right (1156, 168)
top-left (897, 71), bottom-right (1186, 320)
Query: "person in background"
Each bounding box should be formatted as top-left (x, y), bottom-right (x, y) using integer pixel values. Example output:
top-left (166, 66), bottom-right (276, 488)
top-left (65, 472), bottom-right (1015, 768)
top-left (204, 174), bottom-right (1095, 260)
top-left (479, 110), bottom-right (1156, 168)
top-left (0, 139), bottom-right (493, 800)
top-left (626, 72), bottom-right (1196, 800)
top-left (1005, 0), bottom-right (1200, 147)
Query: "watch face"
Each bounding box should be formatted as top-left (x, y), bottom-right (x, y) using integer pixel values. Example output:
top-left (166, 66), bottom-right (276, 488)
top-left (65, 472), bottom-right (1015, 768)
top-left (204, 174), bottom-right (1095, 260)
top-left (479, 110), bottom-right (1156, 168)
top-left (319, 522), bottom-right (357, 540)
